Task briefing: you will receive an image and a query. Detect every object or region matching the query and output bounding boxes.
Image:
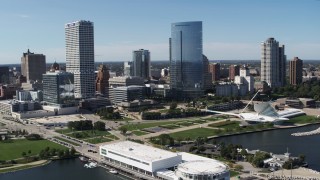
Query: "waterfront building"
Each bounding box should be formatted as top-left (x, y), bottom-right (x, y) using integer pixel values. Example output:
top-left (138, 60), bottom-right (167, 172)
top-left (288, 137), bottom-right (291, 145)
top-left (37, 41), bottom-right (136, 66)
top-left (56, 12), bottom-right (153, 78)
top-left (124, 61), bottom-right (133, 76)
top-left (109, 76), bottom-right (144, 88)
top-left (289, 57), bottom-right (303, 86)
top-left (209, 63), bottom-right (221, 82)
top-left (42, 71), bottom-right (75, 107)
top-left (95, 64), bottom-right (110, 96)
top-left (169, 21), bottom-right (204, 99)
top-left (261, 37), bottom-right (286, 88)
top-left (109, 85), bottom-right (144, 105)
top-left (21, 49), bottom-right (46, 82)
top-left (65, 20), bottom-right (95, 99)
top-left (16, 90), bottom-right (43, 102)
top-left (229, 65), bottom-right (240, 81)
top-left (215, 83), bottom-right (238, 97)
top-left (100, 141), bottom-right (229, 180)
top-left (234, 66), bottom-right (254, 94)
top-left (133, 49), bottom-right (150, 80)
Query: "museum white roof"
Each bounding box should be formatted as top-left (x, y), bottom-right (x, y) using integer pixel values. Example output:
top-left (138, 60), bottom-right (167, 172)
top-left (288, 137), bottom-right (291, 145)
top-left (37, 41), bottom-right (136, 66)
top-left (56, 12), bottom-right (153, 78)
top-left (101, 141), bottom-right (180, 162)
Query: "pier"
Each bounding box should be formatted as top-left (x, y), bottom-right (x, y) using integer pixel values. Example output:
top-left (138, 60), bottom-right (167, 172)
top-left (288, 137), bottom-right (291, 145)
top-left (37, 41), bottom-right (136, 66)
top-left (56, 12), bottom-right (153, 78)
top-left (291, 127), bottom-right (320, 137)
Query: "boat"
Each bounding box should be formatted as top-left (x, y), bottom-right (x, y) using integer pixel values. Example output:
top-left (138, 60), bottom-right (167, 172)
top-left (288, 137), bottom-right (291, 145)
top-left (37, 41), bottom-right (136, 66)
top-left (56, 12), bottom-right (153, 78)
top-left (109, 169), bottom-right (118, 174)
top-left (84, 162), bottom-right (98, 168)
top-left (79, 156), bottom-right (89, 162)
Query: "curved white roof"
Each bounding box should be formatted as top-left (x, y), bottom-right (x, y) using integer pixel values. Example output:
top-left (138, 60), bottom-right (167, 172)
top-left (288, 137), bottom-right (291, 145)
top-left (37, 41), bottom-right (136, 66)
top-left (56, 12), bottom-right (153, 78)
top-left (177, 160), bottom-right (227, 175)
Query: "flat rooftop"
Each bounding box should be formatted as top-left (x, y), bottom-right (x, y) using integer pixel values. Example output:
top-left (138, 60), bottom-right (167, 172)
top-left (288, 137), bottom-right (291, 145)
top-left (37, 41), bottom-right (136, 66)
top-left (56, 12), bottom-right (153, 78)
top-left (101, 141), bottom-right (180, 162)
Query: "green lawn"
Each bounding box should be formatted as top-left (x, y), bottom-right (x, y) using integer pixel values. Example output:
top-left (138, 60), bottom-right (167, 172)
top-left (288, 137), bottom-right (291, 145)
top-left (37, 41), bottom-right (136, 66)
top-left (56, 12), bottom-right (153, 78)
top-left (0, 139), bottom-right (66, 161)
top-left (121, 120), bottom-right (184, 131)
top-left (159, 124), bottom-right (181, 129)
top-left (208, 121), bottom-right (240, 129)
top-left (230, 170), bottom-right (240, 177)
top-left (68, 130), bottom-right (110, 139)
top-left (84, 137), bottom-right (112, 144)
top-left (169, 128), bottom-right (218, 140)
top-left (132, 130), bottom-right (149, 136)
top-left (177, 122), bottom-right (194, 126)
top-left (286, 115), bottom-right (318, 124)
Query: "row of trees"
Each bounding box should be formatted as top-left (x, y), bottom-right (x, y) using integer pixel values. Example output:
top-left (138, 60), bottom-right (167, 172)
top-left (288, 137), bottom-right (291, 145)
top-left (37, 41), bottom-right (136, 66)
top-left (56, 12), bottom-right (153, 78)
top-left (67, 120), bottom-right (106, 131)
top-left (142, 108), bottom-right (205, 120)
top-left (96, 107), bottom-right (121, 120)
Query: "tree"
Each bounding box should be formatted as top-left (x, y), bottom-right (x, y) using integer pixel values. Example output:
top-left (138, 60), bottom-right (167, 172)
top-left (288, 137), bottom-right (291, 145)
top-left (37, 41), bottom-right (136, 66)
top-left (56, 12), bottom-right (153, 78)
top-left (94, 121), bottom-right (106, 131)
top-left (28, 150), bottom-right (31, 155)
top-left (169, 102), bottom-right (177, 110)
top-left (21, 152), bottom-right (27, 157)
top-left (58, 150), bottom-right (64, 158)
top-left (119, 126), bottom-right (128, 135)
top-left (70, 147), bottom-right (76, 156)
top-left (234, 164), bottom-right (244, 171)
top-left (64, 149), bottom-right (70, 157)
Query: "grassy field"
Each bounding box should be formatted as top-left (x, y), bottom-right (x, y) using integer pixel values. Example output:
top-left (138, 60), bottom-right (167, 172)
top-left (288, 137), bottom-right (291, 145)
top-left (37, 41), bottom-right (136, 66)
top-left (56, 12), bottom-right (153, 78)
top-left (169, 128), bottom-right (218, 140)
top-left (132, 130), bottom-right (149, 136)
top-left (159, 124), bottom-right (181, 129)
top-left (67, 130), bottom-right (111, 139)
top-left (55, 128), bottom-right (73, 134)
top-left (208, 121), bottom-right (240, 129)
top-left (0, 139), bottom-right (66, 161)
top-left (85, 137), bottom-right (113, 144)
top-left (121, 120), bottom-right (185, 131)
top-left (286, 115), bottom-right (318, 124)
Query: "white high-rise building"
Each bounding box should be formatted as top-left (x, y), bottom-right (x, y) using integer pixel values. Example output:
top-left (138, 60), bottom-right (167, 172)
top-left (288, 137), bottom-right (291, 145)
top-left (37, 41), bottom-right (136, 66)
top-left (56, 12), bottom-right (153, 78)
top-left (65, 20), bottom-right (95, 99)
top-left (234, 66), bottom-right (254, 94)
top-left (261, 37), bottom-right (286, 88)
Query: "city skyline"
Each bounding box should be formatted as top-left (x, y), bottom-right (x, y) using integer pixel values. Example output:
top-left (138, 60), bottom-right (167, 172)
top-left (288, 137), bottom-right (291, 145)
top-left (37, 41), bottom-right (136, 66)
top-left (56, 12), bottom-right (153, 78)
top-left (0, 0), bottom-right (319, 64)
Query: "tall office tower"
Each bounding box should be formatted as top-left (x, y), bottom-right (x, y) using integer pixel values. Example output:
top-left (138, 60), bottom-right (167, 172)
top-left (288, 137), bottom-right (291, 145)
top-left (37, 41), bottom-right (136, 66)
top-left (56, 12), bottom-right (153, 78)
top-left (132, 49), bottom-right (150, 79)
top-left (229, 65), bottom-right (240, 81)
top-left (261, 37), bottom-right (286, 88)
top-left (21, 49), bottom-right (46, 82)
top-left (209, 63), bottom-right (220, 82)
top-left (202, 55), bottom-right (212, 90)
top-left (289, 57), bottom-right (303, 86)
top-left (96, 64), bottom-right (110, 96)
top-left (170, 21), bottom-right (203, 98)
top-left (124, 61), bottom-right (133, 76)
top-left (43, 71), bottom-right (75, 107)
top-left (65, 20), bottom-right (95, 99)
top-left (0, 66), bottom-right (9, 84)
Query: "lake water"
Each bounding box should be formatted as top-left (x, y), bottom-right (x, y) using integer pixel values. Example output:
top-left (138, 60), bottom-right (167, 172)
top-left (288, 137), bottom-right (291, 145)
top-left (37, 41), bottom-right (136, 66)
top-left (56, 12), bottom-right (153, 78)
top-left (0, 158), bottom-right (128, 180)
top-left (214, 124), bottom-right (320, 171)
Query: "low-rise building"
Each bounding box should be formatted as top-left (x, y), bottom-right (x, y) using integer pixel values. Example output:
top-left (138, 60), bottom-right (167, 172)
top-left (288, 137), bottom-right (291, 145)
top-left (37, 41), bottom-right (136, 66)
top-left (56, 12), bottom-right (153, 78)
top-left (109, 85), bottom-right (144, 105)
top-left (109, 76), bottom-right (144, 88)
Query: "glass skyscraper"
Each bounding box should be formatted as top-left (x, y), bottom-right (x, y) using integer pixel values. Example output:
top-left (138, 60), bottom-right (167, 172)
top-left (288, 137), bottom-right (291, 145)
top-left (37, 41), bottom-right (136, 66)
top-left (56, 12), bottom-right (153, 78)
top-left (65, 20), bottom-right (95, 99)
top-left (170, 21), bottom-right (203, 98)
top-left (43, 71), bottom-right (75, 107)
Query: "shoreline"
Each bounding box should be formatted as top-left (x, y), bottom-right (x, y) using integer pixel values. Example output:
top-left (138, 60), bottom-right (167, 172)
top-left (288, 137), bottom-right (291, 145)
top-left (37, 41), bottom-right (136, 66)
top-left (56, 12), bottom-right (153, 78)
top-left (207, 122), bottom-right (320, 139)
top-left (0, 160), bottom-right (51, 174)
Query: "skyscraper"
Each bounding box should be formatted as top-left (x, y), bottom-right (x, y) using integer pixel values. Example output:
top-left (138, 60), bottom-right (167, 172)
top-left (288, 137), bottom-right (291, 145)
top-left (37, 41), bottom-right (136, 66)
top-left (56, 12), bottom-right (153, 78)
top-left (202, 55), bottom-right (212, 90)
top-left (96, 64), bottom-right (110, 96)
top-left (43, 71), bottom-right (75, 107)
top-left (132, 49), bottom-right (150, 80)
top-left (261, 37), bottom-right (286, 88)
top-left (21, 49), bottom-right (46, 82)
top-left (209, 63), bottom-right (220, 82)
top-left (170, 21), bottom-right (203, 98)
top-left (229, 65), bottom-right (240, 81)
top-left (65, 20), bottom-right (95, 99)
top-left (289, 57), bottom-right (303, 86)
top-left (124, 61), bottom-right (133, 76)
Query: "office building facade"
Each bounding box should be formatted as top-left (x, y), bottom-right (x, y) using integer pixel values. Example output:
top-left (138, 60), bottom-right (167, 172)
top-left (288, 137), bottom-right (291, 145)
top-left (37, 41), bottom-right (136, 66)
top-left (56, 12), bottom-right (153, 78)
top-left (65, 20), bottom-right (95, 99)
top-left (229, 65), bottom-right (240, 81)
top-left (96, 64), bottom-right (110, 96)
top-left (289, 57), bottom-right (303, 86)
top-left (209, 63), bottom-right (221, 82)
top-left (21, 49), bottom-right (46, 82)
top-left (124, 61), bottom-right (133, 76)
top-left (261, 38), bottom-right (286, 88)
top-left (133, 49), bottom-right (150, 79)
top-left (169, 21), bottom-right (203, 98)
top-left (43, 71), bottom-right (75, 107)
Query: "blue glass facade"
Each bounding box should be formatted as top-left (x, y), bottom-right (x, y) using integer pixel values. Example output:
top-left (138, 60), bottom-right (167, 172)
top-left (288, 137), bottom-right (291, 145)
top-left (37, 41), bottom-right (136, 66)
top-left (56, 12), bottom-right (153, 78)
top-left (170, 21), bottom-right (203, 90)
top-left (170, 21), bottom-right (203, 98)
